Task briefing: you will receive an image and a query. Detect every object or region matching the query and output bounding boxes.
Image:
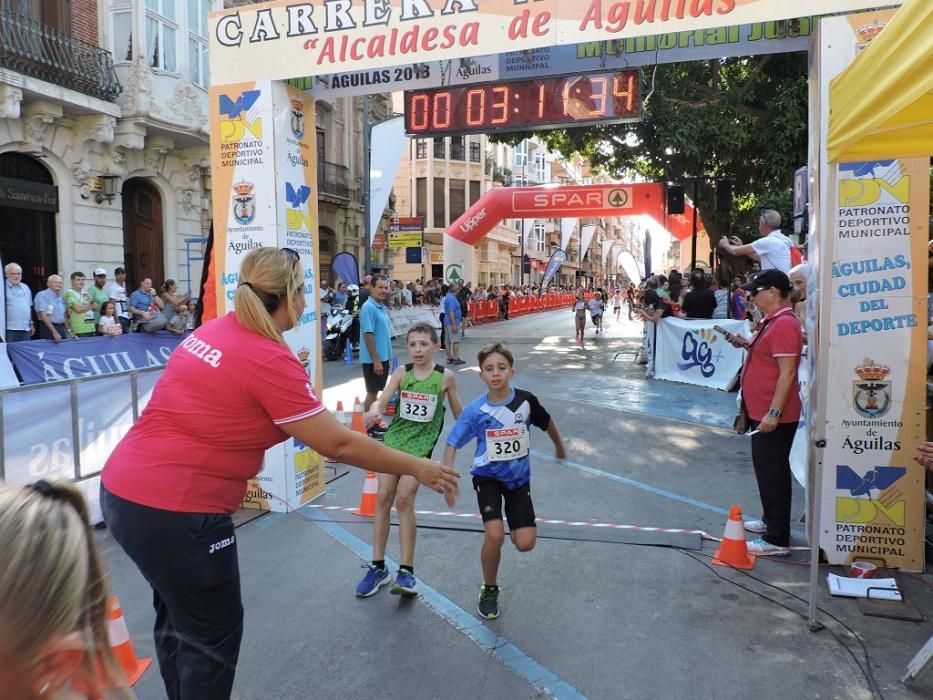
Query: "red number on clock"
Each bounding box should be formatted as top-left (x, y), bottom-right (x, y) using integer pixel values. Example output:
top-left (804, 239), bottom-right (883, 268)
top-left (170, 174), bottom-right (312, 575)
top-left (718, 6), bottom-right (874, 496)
top-left (410, 94), bottom-right (429, 131)
top-left (490, 87), bottom-right (509, 125)
top-left (433, 92), bottom-right (451, 129)
top-left (613, 73), bottom-right (636, 112)
top-left (466, 89), bottom-right (486, 126)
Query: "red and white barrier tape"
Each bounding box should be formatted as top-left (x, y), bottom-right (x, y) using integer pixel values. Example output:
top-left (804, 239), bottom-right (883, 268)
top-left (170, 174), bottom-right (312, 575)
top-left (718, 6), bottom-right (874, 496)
top-left (304, 504), bottom-right (720, 541)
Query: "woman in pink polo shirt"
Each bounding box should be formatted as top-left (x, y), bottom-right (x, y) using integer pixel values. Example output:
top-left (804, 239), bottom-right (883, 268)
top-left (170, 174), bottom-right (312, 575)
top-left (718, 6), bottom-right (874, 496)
top-left (101, 247), bottom-right (459, 700)
top-left (727, 269), bottom-right (802, 557)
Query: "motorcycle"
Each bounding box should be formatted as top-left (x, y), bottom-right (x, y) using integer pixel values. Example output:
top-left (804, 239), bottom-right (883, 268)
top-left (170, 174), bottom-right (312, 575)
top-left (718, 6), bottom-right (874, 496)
top-left (324, 304), bottom-right (354, 360)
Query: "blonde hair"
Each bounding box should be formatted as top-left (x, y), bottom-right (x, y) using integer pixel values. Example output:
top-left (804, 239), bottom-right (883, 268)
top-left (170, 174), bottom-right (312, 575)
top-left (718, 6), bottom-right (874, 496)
top-left (0, 478), bottom-right (125, 695)
top-left (234, 247), bottom-right (304, 346)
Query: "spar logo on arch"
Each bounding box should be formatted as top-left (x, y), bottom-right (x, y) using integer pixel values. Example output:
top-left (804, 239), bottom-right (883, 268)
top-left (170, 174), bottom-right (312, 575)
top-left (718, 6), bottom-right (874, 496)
top-left (218, 89), bottom-right (263, 143)
top-left (835, 464), bottom-right (907, 526)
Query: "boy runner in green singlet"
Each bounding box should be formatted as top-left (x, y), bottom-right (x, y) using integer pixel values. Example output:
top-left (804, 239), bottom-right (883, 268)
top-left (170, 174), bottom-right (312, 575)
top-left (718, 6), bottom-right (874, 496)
top-left (357, 323), bottom-right (464, 597)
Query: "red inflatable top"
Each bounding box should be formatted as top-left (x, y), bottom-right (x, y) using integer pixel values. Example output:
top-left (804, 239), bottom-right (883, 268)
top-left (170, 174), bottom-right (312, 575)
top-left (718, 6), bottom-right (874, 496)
top-left (446, 182), bottom-right (686, 245)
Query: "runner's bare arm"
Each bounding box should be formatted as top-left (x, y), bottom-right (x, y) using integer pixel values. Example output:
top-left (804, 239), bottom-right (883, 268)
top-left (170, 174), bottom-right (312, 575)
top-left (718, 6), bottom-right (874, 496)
top-left (365, 366), bottom-right (406, 427)
top-left (282, 410), bottom-right (459, 495)
top-left (443, 443), bottom-right (457, 469)
top-left (545, 419), bottom-right (566, 460)
top-left (443, 370), bottom-right (464, 419)
top-left (718, 239), bottom-right (760, 261)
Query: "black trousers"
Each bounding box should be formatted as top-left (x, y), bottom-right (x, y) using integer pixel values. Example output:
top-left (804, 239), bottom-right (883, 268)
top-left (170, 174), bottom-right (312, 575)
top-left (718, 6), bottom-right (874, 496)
top-left (101, 486), bottom-right (243, 700)
top-left (439, 313), bottom-right (446, 348)
top-left (749, 420), bottom-right (797, 547)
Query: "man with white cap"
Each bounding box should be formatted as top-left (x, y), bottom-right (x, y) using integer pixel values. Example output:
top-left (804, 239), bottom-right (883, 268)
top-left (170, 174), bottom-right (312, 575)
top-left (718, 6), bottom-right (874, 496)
top-left (90, 268), bottom-right (110, 328)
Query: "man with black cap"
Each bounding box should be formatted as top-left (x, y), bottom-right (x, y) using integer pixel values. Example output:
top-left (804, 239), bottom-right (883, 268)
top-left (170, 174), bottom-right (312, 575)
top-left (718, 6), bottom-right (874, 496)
top-left (724, 269), bottom-right (802, 557)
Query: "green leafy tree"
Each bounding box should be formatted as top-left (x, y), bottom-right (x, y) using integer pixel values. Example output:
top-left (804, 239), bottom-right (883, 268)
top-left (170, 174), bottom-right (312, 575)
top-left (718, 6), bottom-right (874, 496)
top-left (500, 54), bottom-right (809, 276)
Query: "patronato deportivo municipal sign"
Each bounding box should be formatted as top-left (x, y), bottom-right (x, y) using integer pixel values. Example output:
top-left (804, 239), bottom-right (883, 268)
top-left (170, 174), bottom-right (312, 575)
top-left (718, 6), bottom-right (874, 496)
top-left (208, 1), bottom-right (901, 85)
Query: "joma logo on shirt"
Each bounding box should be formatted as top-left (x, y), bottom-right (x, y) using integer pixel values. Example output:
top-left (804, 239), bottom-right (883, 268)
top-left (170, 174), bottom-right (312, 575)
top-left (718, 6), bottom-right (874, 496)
top-left (180, 335), bottom-right (224, 368)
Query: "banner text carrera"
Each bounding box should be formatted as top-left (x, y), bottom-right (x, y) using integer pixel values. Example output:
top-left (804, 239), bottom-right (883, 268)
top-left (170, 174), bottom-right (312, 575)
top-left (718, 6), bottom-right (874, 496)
top-left (213, 1), bottom-right (743, 50)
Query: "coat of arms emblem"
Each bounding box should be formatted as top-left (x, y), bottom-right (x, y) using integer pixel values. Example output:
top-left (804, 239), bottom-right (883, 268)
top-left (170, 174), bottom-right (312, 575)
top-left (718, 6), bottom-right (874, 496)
top-left (232, 181), bottom-right (256, 225)
top-left (290, 98), bottom-right (305, 139)
top-left (853, 360), bottom-right (891, 418)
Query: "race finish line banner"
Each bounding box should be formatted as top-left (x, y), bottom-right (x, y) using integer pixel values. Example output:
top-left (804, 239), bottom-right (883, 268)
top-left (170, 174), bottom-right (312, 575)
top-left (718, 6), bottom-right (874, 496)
top-left (208, 1), bottom-right (901, 84)
top-left (653, 318), bottom-right (749, 391)
top-left (209, 81), bottom-right (325, 513)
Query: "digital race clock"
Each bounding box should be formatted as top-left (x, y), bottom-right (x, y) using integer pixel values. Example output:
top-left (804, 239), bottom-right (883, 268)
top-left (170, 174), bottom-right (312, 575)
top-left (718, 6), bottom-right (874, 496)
top-left (404, 71), bottom-right (641, 137)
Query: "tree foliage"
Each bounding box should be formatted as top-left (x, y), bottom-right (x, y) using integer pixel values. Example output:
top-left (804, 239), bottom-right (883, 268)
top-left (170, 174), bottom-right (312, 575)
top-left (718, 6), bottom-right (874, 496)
top-left (498, 53), bottom-right (809, 271)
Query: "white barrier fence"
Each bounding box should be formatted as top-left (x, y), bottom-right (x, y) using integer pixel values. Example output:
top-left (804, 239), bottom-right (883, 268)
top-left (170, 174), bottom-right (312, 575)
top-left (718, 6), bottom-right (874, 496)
top-left (0, 369), bottom-right (162, 524)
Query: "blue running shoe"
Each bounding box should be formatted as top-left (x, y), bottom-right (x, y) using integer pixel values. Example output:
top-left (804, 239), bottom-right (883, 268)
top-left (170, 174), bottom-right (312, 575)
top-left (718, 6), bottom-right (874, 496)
top-left (391, 569), bottom-right (417, 595)
top-left (355, 564), bottom-right (389, 597)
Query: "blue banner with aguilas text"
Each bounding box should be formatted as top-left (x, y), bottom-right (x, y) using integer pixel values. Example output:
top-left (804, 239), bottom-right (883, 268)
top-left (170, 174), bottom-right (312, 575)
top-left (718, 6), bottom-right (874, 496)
top-left (5, 332), bottom-right (186, 385)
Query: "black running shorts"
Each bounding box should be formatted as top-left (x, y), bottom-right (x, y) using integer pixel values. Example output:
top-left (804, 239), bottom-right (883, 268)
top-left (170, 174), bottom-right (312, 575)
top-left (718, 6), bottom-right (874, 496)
top-left (362, 361), bottom-right (391, 393)
top-left (472, 476), bottom-right (536, 530)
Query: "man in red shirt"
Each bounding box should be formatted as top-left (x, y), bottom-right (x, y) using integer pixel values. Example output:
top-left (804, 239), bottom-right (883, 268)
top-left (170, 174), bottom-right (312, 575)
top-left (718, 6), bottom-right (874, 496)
top-left (727, 269), bottom-right (802, 556)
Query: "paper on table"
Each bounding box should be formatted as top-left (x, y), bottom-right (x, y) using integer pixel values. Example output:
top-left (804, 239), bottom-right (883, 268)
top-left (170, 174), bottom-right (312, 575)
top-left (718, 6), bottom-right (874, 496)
top-left (827, 573), bottom-right (902, 601)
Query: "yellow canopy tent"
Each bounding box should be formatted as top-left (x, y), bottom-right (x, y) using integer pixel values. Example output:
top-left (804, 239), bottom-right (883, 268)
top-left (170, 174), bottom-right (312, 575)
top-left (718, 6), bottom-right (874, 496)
top-left (827, 0), bottom-right (933, 162)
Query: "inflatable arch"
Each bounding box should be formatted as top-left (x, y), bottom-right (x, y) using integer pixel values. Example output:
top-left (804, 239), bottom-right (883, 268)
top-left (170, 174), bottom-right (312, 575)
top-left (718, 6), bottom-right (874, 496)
top-left (446, 183), bottom-right (668, 245)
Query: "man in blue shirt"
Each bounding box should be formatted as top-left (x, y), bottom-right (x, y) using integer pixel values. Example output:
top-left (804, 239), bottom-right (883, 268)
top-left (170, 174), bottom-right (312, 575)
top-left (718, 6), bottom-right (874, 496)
top-left (442, 283), bottom-right (464, 365)
top-left (128, 278), bottom-right (167, 333)
top-left (34, 274), bottom-right (69, 342)
top-left (360, 275), bottom-right (393, 434)
top-left (4, 262), bottom-right (34, 341)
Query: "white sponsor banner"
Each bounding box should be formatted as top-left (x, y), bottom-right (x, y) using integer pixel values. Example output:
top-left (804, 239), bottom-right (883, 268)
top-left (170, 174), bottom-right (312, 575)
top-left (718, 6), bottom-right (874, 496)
top-left (790, 359), bottom-right (810, 489)
top-left (653, 318), bottom-right (749, 391)
top-left (387, 306), bottom-right (443, 338)
top-left (369, 117), bottom-right (407, 246)
top-left (443, 236), bottom-right (474, 289)
top-left (579, 224), bottom-right (598, 259)
top-left (560, 218), bottom-right (577, 251)
top-left (303, 56), bottom-right (500, 101)
top-left (602, 238), bottom-right (618, 264)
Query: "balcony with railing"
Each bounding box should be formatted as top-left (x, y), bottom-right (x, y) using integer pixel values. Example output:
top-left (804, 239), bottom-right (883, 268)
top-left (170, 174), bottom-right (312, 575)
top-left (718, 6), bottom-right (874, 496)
top-left (0, 8), bottom-right (122, 102)
top-left (318, 159), bottom-right (350, 201)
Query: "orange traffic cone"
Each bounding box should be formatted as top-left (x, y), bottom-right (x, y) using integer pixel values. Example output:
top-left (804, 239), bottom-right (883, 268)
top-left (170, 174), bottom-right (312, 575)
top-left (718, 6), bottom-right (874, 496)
top-left (712, 505), bottom-right (756, 570)
top-left (353, 471), bottom-right (378, 516)
top-left (105, 596), bottom-right (151, 685)
top-left (350, 398), bottom-right (366, 434)
top-left (74, 596), bottom-right (151, 694)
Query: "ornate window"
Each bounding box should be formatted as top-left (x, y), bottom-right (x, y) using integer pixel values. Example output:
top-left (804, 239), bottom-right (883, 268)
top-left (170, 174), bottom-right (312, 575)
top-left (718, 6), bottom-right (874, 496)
top-left (145, 0), bottom-right (177, 72)
top-left (187, 0), bottom-right (209, 87)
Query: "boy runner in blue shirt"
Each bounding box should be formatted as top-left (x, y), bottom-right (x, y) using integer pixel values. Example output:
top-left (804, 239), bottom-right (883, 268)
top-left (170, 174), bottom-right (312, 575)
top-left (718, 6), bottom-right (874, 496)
top-left (444, 342), bottom-right (565, 619)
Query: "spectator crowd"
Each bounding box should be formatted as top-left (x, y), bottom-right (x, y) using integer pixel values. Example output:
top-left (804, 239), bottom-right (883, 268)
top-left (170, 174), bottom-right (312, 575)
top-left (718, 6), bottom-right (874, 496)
top-left (4, 262), bottom-right (195, 343)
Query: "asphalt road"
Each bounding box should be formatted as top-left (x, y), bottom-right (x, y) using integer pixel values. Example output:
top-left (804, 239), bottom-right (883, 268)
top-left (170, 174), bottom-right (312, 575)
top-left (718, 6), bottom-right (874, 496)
top-left (99, 309), bottom-right (933, 699)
